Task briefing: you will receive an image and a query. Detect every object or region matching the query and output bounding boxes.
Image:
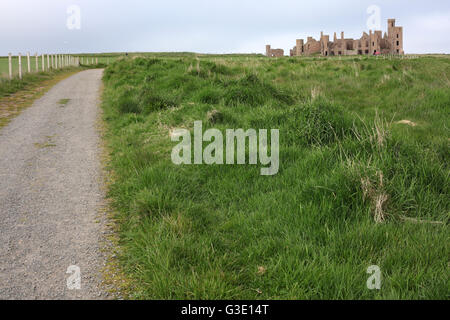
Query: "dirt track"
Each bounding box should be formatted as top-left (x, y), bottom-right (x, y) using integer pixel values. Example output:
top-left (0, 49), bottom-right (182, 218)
top-left (0, 69), bottom-right (108, 299)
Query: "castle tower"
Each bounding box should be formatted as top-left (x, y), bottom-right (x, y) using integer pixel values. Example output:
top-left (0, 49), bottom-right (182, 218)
top-left (296, 39), bottom-right (304, 56)
top-left (320, 33), bottom-right (330, 56)
top-left (388, 19), bottom-right (396, 30)
top-left (387, 19), bottom-right (404, 54)
top-left (266, 45), bottom-right (271, 57)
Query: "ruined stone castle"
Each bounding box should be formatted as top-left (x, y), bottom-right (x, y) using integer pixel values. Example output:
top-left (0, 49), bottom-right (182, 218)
top-left (266, 19), bottom-right (404, 57)
top-left (265, 45), bottom-right (284, 57)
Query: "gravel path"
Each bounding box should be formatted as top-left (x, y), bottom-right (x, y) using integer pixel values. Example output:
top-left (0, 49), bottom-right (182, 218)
top-left (0, 69), bottom-right (109, 300)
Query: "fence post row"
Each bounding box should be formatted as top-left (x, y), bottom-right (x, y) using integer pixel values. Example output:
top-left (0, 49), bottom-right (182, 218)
top-left (4, 52), bottom-right (86, 80)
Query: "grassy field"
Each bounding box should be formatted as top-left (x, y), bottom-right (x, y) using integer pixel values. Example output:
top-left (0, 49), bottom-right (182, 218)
top-left (101, 54), bottom-right (449, 299)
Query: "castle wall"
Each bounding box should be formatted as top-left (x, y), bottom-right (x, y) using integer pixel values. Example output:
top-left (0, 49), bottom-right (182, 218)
top-left (304, 38), bottom-right (321, 55)
top-left (266, 45), bottom-right (284, 57)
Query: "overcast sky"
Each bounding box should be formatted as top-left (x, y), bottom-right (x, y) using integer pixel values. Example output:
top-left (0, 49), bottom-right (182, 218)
top-left (1, 0), bottom-right (449, 55)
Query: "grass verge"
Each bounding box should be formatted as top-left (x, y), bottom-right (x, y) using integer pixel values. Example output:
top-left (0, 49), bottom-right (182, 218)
top-left (101, 55), bottom-right (449, 299)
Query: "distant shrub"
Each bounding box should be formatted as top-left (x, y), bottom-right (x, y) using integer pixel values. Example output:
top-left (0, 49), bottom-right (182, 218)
top-left (202, 61), bottom-right (234, 75)
top-left (225, 85), bottom-right (264, 107)
top-left (196, 87), bottom-right (223, 104)
top-left (140, 90), bottom-right (179, 113)
top-left (133, 57), bottom-right (161, 68)
top-left (224, 74), bottom-right (293, 107)
top-left (288, 99), bottom-right (353, 146)
top-left (117, 91), bottom-right (140, 114)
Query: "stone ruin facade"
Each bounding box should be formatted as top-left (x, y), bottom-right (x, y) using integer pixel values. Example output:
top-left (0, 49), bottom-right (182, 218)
top-left (268, 19), bottom-right (404, 57)
top-left (266, 45), bottom-right (284, 57)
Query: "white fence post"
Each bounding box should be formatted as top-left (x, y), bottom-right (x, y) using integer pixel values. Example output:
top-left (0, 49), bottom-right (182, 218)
top-left (18, 53), bottom-right (22, 79)
top-left (96, 57), bottom-right (98, 65)
top-left (8, 53), bottom-right (12, 80)
top-left (27, 52), bottom-right (31, 73)
top-left (41, 54), bottom-right (45, 72)
top-left (47, 54), bottom-right (50, 70)
top-left (35, 53), bottom-right (38, 72)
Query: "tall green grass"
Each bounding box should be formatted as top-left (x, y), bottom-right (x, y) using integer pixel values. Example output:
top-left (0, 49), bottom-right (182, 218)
top-left (102, 55), bottom-right (449, 299)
